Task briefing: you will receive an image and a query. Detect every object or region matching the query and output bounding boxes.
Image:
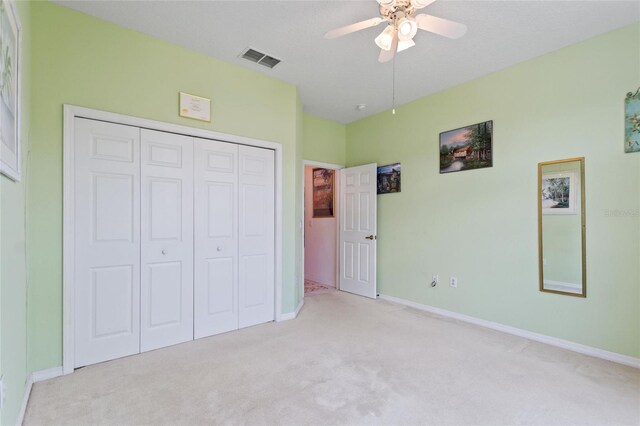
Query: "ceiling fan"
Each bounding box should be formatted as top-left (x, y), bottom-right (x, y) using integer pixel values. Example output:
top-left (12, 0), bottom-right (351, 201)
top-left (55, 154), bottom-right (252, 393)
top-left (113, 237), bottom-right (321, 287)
top-left (324, 0), bottom-right (467, 63)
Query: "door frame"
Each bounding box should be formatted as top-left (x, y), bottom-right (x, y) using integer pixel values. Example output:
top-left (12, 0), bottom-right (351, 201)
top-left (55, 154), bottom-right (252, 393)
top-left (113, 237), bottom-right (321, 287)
top-left (63, 104), bottom-right (284, 375)
top-left (300, 160), bottom-right (343, 299)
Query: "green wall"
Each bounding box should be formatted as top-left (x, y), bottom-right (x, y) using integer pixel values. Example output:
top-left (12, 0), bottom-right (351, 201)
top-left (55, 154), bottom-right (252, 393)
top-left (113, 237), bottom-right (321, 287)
top-left (346, 23), bottom-right (640, 357)
top-left (303, 113), bottom-right (346, 165)
top-left (27, 2), bottom-right (301, 374)
top-left (0, 2), bottom-right (31, 424)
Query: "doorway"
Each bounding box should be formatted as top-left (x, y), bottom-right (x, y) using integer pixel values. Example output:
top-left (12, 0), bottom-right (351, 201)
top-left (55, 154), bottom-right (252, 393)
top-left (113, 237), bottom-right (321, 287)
top-left (302, 161), bottom-right (342, 296)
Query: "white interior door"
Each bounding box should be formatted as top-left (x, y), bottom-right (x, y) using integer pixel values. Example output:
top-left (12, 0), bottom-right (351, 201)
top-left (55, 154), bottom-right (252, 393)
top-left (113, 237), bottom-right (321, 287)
top-left (194, 138), bottom-right (239, 338)
top-left (238, 145), bottom-right (275, 328)
top-left (140, 129), bottom-right (194, 352)
top-left (339, 163), bottom-right (377, 299)
top-left (74, 118), bottom-right (141, 367)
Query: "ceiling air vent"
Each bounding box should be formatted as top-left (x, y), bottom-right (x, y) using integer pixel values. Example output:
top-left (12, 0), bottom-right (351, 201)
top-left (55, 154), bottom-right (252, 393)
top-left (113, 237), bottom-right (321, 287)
top-left (240, 48), bottom-right (281, 69)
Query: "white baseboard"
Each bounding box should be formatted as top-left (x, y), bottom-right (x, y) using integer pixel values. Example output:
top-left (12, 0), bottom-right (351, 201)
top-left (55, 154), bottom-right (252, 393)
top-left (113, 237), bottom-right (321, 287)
top-left (31, 367), bottom-right (63, 383)
top-left (378, 293), bottom-right (640, 369)
top-left (279, 298), bottom-right (305, 321)
top-left (15, 377), bottom-right (32, 426)
top-left (16, 367), bottom-right (63, 425)
top-left (295, 298), bottom-right (305, 317)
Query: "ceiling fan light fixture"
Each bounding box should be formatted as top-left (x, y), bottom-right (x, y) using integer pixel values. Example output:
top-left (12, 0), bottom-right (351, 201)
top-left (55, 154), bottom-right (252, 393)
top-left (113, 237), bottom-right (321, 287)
top-left (397, 39), bottom-right (416, 52)
top-left (397, 17), bottom-right (417, 41)
top-left (325, 0), bottom-right (467, 62)
top-left (375, 25), bottom-right (395, 51)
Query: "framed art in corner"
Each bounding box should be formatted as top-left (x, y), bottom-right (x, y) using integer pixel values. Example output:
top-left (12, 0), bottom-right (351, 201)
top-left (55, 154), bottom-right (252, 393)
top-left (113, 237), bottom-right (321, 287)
top-left (0, 0), bottom-right (21, 181)
top-left (312, 168), bottom-right (334, 218)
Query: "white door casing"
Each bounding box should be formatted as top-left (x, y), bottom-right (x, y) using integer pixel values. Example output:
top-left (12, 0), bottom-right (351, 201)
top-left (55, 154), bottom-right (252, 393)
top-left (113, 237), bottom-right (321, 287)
top-left (140, 129), bottom-right (194, 352)
top-left (74, 118), bottom-right (141, 367)
top-left (239, 145), bottom-right (275, 327)
top-left (339, 163), bottom-right (377, 299)
top-left (194, 138), bottom-right (239, 338)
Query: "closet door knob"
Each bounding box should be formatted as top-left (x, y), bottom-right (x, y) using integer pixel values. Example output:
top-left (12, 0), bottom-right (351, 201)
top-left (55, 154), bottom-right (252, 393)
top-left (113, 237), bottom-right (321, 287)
top-left (217, 246), bottom-right (222, 252)
top-left (161, 249), bottom-right (167, 255)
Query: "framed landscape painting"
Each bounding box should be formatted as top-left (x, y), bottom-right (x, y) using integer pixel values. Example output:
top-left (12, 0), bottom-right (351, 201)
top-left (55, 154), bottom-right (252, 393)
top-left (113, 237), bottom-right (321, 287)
top-left (542, 172), bottom-right (577, 215)
top-left (0, 0), bottom-right (20, 181)
top-left (377, 163), bottom-right (401, 194)
top-left (312, 168), bottom-right (334, 218)
top-left (625, 88), bottom-right (640, 153)
top-left (440, 121), bottom-right (493, 174)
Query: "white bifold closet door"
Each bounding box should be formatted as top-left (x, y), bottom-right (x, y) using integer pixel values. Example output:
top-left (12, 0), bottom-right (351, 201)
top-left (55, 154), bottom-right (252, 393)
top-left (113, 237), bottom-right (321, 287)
top-left (74, 117), bottom-right (275, 368)
top-left (194, 142), bottom-right (275, 337)
top-left (194, 138), bottom-right (239, 338)
top-left (238, 145), bottom-right (275, 328)
top-left (140, 129), bottom-right (194, 352)
top-left (74, 119), bottom-right (141, 368)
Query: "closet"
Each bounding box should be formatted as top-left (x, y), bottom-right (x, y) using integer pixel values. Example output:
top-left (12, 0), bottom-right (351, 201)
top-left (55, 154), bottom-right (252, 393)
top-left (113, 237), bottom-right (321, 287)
top-left (73, 118), bottom-right (275, 368)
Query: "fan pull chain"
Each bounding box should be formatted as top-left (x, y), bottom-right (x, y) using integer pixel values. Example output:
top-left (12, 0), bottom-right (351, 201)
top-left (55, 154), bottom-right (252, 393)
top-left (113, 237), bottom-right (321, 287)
top-left (392, 51), bottom-right (396, 115)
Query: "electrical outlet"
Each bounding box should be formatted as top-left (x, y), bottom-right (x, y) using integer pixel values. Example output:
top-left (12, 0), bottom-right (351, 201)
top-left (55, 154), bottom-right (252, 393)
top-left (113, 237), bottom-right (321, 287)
top-left (450, 276), bottom-right (458, 288)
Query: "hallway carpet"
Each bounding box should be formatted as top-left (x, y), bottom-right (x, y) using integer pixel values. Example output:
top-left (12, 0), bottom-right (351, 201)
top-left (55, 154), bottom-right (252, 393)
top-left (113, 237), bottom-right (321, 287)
top-left (25, 292), bottom-right (639, 425)
top-left (304, 279), bottom-right (335, 295)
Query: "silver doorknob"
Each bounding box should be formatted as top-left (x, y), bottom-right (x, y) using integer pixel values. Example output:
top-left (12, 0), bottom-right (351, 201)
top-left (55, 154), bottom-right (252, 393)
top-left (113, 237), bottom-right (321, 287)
top-left (217, 246), bottom-right (222, 252)
top-left (161, 249), bottom-right (167, 255)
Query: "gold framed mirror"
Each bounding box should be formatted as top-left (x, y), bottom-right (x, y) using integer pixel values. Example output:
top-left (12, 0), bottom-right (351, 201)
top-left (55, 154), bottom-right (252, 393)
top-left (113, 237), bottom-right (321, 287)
top-left (538, 157), bottom-right (586, 297)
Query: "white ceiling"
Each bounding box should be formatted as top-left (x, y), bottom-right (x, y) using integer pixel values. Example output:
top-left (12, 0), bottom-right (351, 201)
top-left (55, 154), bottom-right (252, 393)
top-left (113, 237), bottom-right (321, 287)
top-left (53, 0), bottom-right (640, 124)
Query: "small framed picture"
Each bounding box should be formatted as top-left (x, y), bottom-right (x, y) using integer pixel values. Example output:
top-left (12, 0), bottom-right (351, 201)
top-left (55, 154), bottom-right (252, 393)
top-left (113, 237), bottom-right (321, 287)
top-left (312, 168), bottom-right (334, 218)
top-left (542, 172), bottom-right (577, 215)
top-left (377, 163), bottom-right (401, 194)
top-left (179, 92), bottom-right (211, 122)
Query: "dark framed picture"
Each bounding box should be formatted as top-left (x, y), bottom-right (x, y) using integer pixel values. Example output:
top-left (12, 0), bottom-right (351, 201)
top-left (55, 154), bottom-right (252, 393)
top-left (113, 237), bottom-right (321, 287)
top-left (312, 168), bottom-right (334, 218)
top-left (377, 163), bottom-right (401, 194)
top-left (439, 120), bottom-right (493, 174)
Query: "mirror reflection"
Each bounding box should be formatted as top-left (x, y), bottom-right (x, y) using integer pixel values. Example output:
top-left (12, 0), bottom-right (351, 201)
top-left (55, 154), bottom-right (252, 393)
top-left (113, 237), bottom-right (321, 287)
top-left (538, 158), bottom-right (586, 297)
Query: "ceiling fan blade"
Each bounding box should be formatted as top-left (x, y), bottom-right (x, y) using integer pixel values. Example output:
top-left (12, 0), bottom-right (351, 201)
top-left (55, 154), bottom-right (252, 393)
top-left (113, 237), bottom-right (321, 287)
top-left (378, 31), bottom-right (399, 63)
top-left (324, 17), bottom-right (385, 39)
top-left (411, 0), bottom-right (437, 9)
top-left (414, 14), bottom-right (467, 39)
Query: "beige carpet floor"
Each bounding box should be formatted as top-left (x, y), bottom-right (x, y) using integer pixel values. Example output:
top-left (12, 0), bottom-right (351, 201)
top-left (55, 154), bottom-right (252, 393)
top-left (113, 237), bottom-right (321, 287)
top-left (25, 291), bottom-right (639, 425)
